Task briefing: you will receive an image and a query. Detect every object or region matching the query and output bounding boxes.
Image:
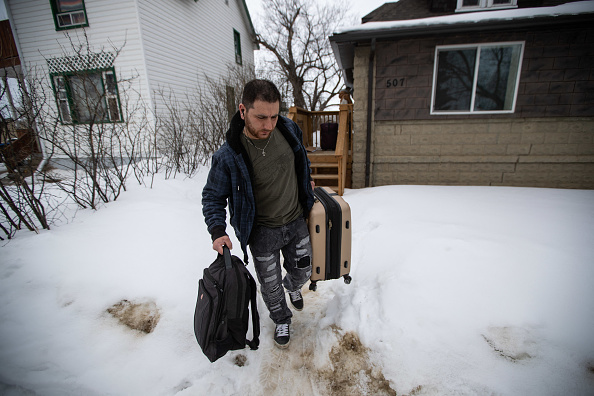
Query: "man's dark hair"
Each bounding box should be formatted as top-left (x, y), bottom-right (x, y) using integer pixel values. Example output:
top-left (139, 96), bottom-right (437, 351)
top-left (241, 79), bottom-right (281, 110)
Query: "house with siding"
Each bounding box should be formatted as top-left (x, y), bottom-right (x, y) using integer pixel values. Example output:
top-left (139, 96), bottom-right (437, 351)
top-left (1, 0), bottom-right (257, 161)
top-left (330, 0), bottom-right (594, 189)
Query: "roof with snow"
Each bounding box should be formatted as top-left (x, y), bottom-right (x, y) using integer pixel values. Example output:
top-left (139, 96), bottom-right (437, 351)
top-left (334, 0), bottom-right (594, 39)
top-left (330, 0), bottom-right (594, 87)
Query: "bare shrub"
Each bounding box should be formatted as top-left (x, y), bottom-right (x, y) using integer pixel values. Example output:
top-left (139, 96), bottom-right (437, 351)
top-left (152, 63), bottom-right (255, 179)
top-left (0, 66), bottom-right (51, 239)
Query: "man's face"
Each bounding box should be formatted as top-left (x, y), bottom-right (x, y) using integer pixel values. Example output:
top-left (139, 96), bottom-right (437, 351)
top-left (240, 100), bottom-right (280, 140)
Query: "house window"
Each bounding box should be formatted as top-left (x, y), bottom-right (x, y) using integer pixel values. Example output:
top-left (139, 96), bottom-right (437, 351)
top-left (456, 0), bottom-right (517, 12)
top-left (234, 30), bottom-right (242, 65)
top-left (50, 0), bottom-right (89, 30)
top-left (51, 68), bottom-right (122, 124)
top-left (431, 42), bottom-right (524, 114)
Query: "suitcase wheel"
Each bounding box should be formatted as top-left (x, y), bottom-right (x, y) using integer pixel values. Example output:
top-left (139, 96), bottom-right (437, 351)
top-left (343, 275), bottom-right (352, 285)
top-left (309, 281), bottom-right (318, 292)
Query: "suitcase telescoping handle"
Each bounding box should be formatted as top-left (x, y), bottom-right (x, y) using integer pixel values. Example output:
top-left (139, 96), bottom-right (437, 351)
top-left (223, 245), bottom-right (232, 269)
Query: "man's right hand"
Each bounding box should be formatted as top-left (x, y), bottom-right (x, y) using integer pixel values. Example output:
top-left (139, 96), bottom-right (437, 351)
top-left (213, 236), bottom-right (233, 255)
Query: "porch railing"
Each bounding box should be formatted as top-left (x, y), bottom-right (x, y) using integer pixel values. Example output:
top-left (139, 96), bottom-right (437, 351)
top-left (289, 104), bottom-right (353, 195)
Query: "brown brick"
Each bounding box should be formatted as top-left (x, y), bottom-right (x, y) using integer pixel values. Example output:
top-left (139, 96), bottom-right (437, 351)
top-left (553, 57), bottom-right (580, 70)
top-left (397, 145), bottom-right (421, 155)
top-left (517, 94), bottom-right (535, 106)
top-left (564, 68), bottom-right (590, 81)
top-left (406, 97), bottom-right (426, 109)
top-left (397, 171), bottom-right (418, 183)
top-left (440, 145), bottom-right (464, 155)
top-left (545, 105), bottom-right (571, 117)
top-left (408, 163), bottom-right (431, 172)
top-left (418, 145), bottom-right (441, 155)
top-left (530, 144), bottom-right (556, 155)
top-left (406, 75), bottom-right (430, 88)
top-left (521, 132), bottom-right (546, 144)
top-left (439, 171), bottom-right (460, 182)
top-left (483, 145), bottom-right (508, 155)
top-left (374, 174), bottom-right (393, 186)
top-left (524, 82), bottom-right (549, 94)
top-left (544, 132), bottom-right (569, 144)
top-left (545, 45), bottom-right (570, 57)
top-left (527, 57), bottom-right (554, 71)
top-left (375, 124), bottom-right (396, 135)
top-left (396, 64), bottom-right (419, 76)
top-left (538, 70), bottom-right (564, 82)
top-left (474, 133), bottom-right (498, 145)
top-left (553, 144), bottom-right (579, 155)
top-left (392, 134), bottom-right (412, 145)
top-left (411, 135), bottom-right (433, 145)
top-left (577, 144), bottom-right (594, 155)
top-left (413, 172), bottom-right (438, 184)
top-left (515, 163), bottom-right (541, 173)
top-left (401, 124), bottom-right (423, 135)
top-left (570, 105), bottom-right (594, 117)
top-left (487, 123), bottom-right (512, 134)
top-left (549, 81), bottom-right (576, 93)
top-left (575, 81), bottom-right (594, 93)
top-left (520, 106), bottom-right (546, 118)
top-left (498, 133), bottom-right (522, 144)
top-left (507, 144), bottom-right (532, 155)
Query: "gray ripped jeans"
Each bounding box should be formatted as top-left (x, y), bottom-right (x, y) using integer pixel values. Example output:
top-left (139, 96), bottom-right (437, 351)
top-left (249, 217), bottom-right (312, 325)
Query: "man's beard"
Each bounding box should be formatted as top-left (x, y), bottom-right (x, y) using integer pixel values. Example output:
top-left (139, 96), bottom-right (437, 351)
top-left (244, 118), bottom-right (272, 140)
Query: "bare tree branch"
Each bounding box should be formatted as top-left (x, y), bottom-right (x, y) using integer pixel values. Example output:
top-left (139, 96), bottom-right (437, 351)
top-left (255, 0), bottom-right (353, 110)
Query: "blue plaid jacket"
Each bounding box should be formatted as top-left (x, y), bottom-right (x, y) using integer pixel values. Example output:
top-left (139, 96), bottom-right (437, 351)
top-left (202, 111), bottom-right (315, 261)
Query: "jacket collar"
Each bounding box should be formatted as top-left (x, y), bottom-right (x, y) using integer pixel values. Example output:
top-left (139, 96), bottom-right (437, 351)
top-left (226, 110), bottom-right (298, 154)
top-left (226, 110), bottom-right (245, 154)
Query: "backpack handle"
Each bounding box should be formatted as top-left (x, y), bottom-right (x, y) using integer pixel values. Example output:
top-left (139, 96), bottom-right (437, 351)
top-left (223, 245), bottom-right (232, 269)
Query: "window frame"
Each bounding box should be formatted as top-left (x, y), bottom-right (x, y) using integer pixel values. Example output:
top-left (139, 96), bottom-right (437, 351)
top-left (456, 0), bottom-right (517, 12)
top-left (50, 67), bottom-right (123, 125)
top-left (233, 29), bottom-right (242, 65)
top-left (49, 0), bottom-right (89, 31)
top-left (430, 41), bottom-right (525, 115)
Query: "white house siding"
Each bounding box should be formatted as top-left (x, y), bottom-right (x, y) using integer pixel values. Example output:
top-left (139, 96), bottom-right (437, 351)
top-left (136, 0), bottom-right (257, 114)
top-left (6, 0), bottom-right (152, 127)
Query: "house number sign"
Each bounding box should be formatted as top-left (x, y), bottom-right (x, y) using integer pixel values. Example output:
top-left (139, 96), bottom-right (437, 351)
top-left (386, 78), bottom-right (405, 88)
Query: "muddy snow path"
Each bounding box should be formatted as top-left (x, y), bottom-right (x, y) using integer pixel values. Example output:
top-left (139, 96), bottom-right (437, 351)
top-left (244, 287), bottom-right (397, 396)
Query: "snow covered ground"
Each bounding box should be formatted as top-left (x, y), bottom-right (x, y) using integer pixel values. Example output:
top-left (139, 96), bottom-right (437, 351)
top-left (1, 168), bottom-right (593, 395)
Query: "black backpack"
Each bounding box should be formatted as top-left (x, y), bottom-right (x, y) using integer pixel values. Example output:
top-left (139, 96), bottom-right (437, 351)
top-left (194, 246), bottom-right (260, 362)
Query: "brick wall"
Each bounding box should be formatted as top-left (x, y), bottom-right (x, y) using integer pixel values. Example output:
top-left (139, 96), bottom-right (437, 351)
top-left (350, 24), bottom-right (594, 190)
top-left (369, 118), bottom-right (594, 188)
top-left (374, 24), bottom-right (594, 121)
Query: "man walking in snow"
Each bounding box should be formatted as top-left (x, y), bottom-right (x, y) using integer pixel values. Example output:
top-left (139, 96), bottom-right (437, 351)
top-left (202, 79), bottom-right (315, 349)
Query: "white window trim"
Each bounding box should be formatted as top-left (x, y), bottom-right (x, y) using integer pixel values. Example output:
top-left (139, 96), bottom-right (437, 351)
top-left (430, 41), bottom-right (525, 115)
top-left (57, 10), bottom-right (87, 28)
top-left (456, 0), bottom-right (518, 13)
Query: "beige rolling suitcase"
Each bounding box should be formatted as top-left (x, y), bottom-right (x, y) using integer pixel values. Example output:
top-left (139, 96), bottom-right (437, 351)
top-left (307, 187), bottom-right (352, 291)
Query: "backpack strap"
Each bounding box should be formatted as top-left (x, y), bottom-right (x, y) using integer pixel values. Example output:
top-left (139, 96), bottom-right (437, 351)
top-left (223, 245), bottom-right (232, 269)
top-left (245, 271), bottom-right (260, 350)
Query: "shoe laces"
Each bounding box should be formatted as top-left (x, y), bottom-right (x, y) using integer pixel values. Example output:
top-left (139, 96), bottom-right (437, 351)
top-left (276, 323), bottom-right (289, 337)
top-left (288, 290), bottom-right (302, 300)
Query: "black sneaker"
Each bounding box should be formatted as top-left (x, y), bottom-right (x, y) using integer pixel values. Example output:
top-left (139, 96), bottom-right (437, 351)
top-left (288, 289), bottom-right (303, 311)
top-left (274, 323), bottom-right (290, 349)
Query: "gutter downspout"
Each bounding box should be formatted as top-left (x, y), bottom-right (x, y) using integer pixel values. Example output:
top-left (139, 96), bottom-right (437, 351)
top-left (364, 38), bottom-right (375, 188)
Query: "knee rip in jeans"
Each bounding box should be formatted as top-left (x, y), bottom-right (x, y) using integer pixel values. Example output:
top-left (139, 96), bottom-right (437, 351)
top-left (264, 274), bottom-right (277, 283)
top-left (297, 256), bottom-right (311, 269)
top-left (256, 254), bottom-right (275, 264)
top-left (297, 235), bottom-right (310, 248)
top-left (269, 284), bottom-right (281, 295)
